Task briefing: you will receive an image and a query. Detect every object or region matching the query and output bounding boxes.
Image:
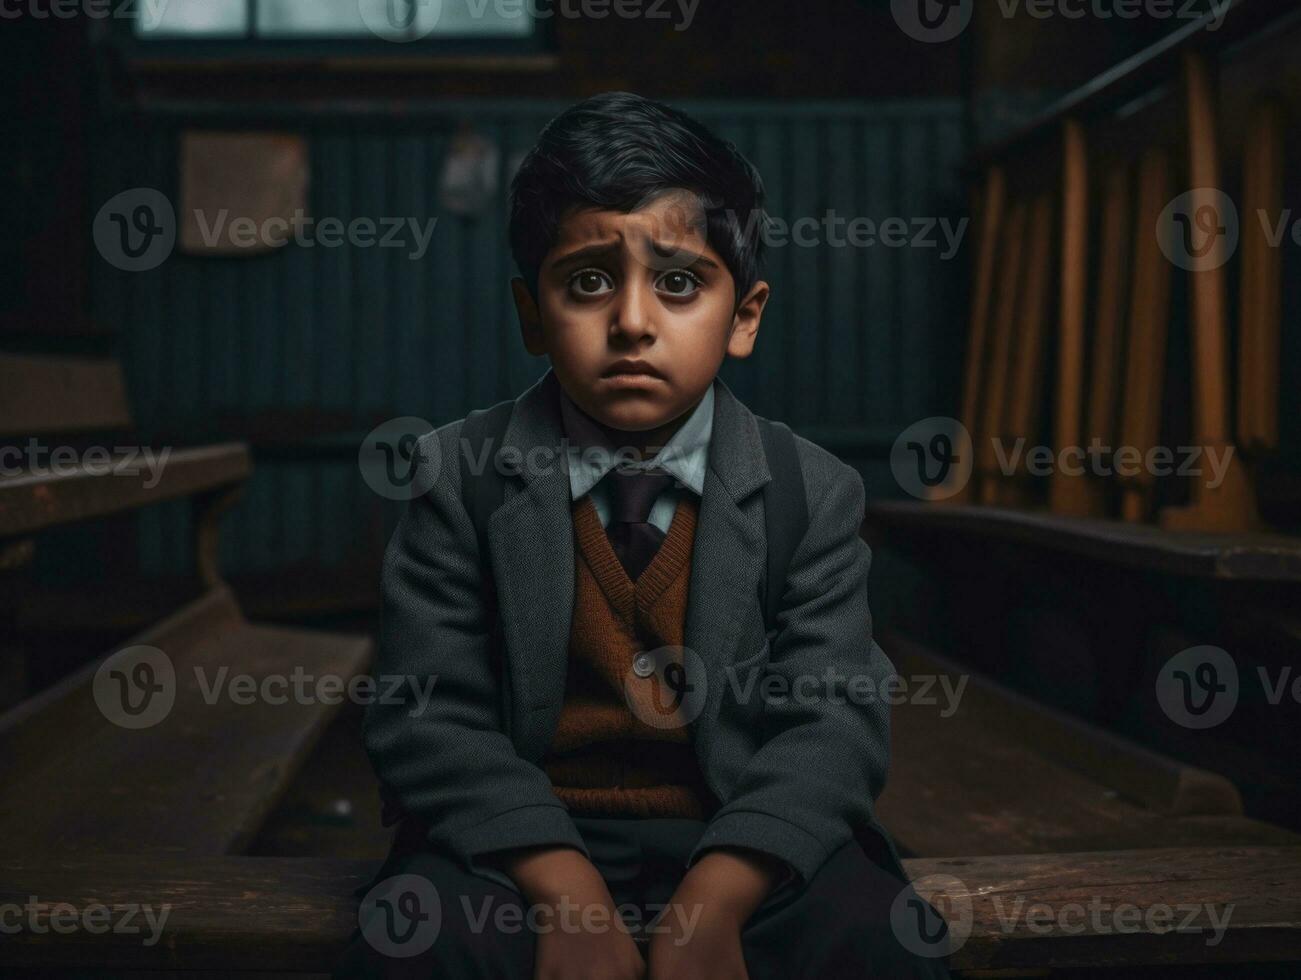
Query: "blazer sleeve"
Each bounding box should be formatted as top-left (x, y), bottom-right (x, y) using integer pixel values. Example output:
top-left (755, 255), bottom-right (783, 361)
top-left (687, 444), bottom-right (895, 883)
top-left (363, 422), bottom-right (587, 884)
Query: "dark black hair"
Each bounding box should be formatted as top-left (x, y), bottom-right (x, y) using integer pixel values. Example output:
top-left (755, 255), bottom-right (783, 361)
top-left (508, 91), bottom-right (767, 304)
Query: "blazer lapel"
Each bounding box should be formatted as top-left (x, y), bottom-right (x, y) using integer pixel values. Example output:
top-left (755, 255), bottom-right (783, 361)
top-left (684, 380), bottom-right (771, 708)
top-left (485, 370), bottom-right (574, 760)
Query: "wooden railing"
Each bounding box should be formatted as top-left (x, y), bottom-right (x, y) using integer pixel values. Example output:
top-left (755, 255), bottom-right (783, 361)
top-left (949, 0), bottom-right (1300, 533)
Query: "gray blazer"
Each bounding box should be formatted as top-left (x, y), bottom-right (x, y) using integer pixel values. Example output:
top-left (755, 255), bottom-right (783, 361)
top-left (365, 370), bottom-right (901, 885)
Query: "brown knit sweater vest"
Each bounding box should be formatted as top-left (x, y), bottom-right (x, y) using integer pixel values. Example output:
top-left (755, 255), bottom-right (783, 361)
top-left (543, 493), bottom-right (715, 819)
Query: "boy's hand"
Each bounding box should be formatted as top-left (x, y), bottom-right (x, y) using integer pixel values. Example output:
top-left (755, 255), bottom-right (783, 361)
top-left (647, 848), bottom-right (785, 980)
top-left (533, 916), bottom-right (645, 980)
top-left (487, 846), bottom-right (645, 980)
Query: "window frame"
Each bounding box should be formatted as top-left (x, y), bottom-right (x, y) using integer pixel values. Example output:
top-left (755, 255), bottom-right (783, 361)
top-left (108, 0), bottom-right (555, 66)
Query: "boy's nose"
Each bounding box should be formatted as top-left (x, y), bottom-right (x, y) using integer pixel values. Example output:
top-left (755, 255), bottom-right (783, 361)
top-left (609, 278), bottom-right (656, 344)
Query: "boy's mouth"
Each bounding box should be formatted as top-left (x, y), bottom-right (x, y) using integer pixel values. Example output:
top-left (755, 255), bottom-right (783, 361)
top-left (601, 359), bottom-right (667, 387)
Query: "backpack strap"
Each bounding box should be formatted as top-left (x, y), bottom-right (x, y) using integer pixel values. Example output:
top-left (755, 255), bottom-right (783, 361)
top-left (459, 399), bottom-right (515, 572)
top-left (757, 418), bottom-right (809, 633)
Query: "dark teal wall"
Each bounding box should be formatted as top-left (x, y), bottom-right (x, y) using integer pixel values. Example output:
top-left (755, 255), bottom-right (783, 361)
top-left (89, 99), bottom-right (967, 576)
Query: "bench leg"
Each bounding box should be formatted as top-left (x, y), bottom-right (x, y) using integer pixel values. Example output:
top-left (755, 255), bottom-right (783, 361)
top-left (193, 486), bottom-right (243, 590)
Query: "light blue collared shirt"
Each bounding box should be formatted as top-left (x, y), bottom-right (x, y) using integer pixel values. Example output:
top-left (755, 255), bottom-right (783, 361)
top-left (559, 385), bottom-right (714, 532)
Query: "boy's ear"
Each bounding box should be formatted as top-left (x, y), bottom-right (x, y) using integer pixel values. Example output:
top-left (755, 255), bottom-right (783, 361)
top-left (726, 280), bottom-right (770, 360)
top-left (511, 277), bottom-right (547, 356)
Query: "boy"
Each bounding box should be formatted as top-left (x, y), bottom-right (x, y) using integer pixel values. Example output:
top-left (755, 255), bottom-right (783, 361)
top-left (341, 92), bottom-right (948, 979)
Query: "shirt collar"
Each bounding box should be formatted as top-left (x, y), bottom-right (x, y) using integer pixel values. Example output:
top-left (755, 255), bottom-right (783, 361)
top-left (559, 384), bottom-right (714, 501)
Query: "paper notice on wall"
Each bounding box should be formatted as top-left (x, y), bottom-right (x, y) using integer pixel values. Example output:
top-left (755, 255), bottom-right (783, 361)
top-left (438, 126), bottom-right (500, 217)
top-left (179, 132), bottom-right (310, 256)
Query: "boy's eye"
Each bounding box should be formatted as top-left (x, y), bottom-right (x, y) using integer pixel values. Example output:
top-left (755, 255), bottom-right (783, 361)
top-left (655, 270), bottom-right (701, 297)
top-left (569, 269), bottom-right (614, 297)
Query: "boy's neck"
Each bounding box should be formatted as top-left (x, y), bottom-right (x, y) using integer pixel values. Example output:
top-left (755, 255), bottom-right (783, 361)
top-left (582, 392), bottom-right (707, 462)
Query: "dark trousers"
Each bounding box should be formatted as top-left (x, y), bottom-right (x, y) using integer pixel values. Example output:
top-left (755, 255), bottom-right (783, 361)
top-left (336, 817), bottom-right (950, 979)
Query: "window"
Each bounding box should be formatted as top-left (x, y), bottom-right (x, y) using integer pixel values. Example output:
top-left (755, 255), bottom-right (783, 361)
top-left (133, 0), bottom-right (537, 44)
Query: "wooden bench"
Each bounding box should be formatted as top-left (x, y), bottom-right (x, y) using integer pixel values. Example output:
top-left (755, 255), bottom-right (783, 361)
top-left (0, 354), bottom-right (252, 634)
top-left (867, 501), bottom-right (1301, 583)
top-left (0, 352), bottom-right (373, 857)
top-left (0, 588), bottom-right (373, 857)
top-left (2, 847), bottom-right (1298, 976)
top-left (878, 633), bottom-right (1301, 860)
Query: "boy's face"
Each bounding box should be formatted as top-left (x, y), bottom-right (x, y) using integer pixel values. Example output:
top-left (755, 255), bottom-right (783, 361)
top-left (513, 191), bottom-right (769, 436)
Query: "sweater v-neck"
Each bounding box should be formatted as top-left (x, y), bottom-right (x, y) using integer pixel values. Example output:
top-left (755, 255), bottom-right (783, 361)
top-left (572, 494), bottom-right (698, 621)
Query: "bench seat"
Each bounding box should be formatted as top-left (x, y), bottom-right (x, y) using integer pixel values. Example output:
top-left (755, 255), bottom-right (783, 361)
top-left (878, 633), bottom-right (1301, 857)
top-left (2, 847), bottom-right (1298, 975)
top-left (0, 443), bottom-right (250, 540)
top-left (0, 587), bottom-right (372, 858)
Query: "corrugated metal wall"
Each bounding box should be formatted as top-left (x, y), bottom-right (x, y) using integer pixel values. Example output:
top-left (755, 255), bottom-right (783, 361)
top-left (89, 99), bottom-right (967, 576)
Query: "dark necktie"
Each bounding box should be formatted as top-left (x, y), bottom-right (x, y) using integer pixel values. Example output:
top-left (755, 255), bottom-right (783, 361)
top-left (603, 469), bottom-right (675, 581)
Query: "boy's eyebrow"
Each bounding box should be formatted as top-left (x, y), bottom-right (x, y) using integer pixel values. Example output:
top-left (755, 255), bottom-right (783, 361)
top-left (548, 240), bottom-right (721, 272)
top-left (548, 241), bottom-right (621, 271)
